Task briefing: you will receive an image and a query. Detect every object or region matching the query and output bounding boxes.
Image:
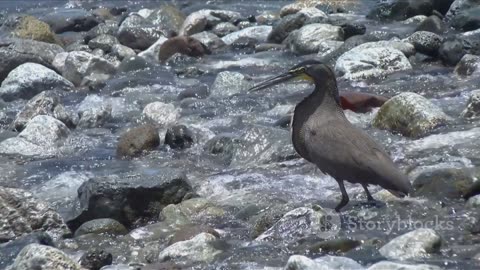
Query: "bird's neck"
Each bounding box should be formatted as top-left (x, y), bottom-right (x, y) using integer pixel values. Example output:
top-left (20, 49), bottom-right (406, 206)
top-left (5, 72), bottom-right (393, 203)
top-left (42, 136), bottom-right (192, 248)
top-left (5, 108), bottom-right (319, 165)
top-left (310, 80), bottom-right (342, 112)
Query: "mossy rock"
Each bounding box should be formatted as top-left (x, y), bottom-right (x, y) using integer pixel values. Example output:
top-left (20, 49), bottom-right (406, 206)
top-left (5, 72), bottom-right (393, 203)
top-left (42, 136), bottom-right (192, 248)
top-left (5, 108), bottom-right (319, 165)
top-left (12, 15), bottom-right (61, 45)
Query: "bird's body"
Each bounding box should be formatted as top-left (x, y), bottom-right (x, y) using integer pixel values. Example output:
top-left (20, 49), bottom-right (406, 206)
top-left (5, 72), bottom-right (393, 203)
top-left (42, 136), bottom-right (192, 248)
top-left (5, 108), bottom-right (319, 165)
top-left (249, 60), bottom-right (412, 211)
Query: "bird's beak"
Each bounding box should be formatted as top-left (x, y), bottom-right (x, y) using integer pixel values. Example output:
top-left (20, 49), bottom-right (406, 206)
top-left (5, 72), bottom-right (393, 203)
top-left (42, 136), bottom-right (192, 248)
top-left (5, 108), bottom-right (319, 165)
top-left (248, 71), bottom-right (299, 92)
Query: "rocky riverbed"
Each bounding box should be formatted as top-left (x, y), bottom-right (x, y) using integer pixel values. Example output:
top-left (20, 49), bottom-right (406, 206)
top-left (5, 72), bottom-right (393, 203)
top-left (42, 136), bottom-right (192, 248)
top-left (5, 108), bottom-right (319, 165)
top-left (0, 0), bottom-right (480, 269)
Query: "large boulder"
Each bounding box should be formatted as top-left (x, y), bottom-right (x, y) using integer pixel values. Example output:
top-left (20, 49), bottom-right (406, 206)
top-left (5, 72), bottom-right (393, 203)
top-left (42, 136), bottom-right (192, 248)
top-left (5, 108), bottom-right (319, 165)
top-left (379, 229), bottom-right (442, 260)
top-left (286, 23), bottom-right (344, 55)
top-left (66, 170), bottom-right (193, 232)
top-left (372, 92), bottom-right (450, 138)
top-left (8, 244), bottom-right (81, 270)
top-left (0, 63), bottom-right (73, 101)
top-left (62, 51), bottom-right (116, 86)
top-left (84, 20), bottom-right (119, 43)
top-left (40, 8), bottom-right (100, 33)
top-left (0, 187), bottom-right (69, 242)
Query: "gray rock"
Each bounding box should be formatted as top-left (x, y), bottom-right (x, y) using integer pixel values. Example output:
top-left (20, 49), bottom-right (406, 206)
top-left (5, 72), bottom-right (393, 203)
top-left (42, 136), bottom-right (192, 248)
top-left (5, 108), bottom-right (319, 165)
top-left (0, 232), bottom-right (54, 269)
top-left (336, 46), bottom-right (412, 81)
top-left (111, 44), bottom-right (136, 60)
top-left (0, 115), bottom-right (70, 157)
top-left (179, 9), bottom-right (241, 36)
top-left (406, 31), bottom-right (443, 56)
top-left (77, 104), bottom-right (112, 128)
top-left (142, 101), bottom-right (180, 127)
top-left (368, 261), bottom-right (442, 270)
top-left (66, 170), bottom-right (192, 232)
top-left (137, 36), bottom-right (168, 62)
top-left (416, 15), bottom-right (446, 34)
top-left (165, 125), bottom-right (195, 150)
top-left (402, 15), bottom-right (429, 24)
top-left (222, 26), bottom-right (273, 45)
top-left (53, 104), bottom-right (79, 128)
top-left (461, 89), bottom-right (480, 118)
top-left (210, 71), bottom-right (254, 98)
top-left (76, 94), bottom-right (126, 120)
top-left (0, 63), bottom-right (73, 102)
top-left (0, 187), bottom-right (69, 242)
top-left (52, 52), bottom-right (69, 74)
top-left (40, 8), bottom-right (100, 33)
top-left (286, 23), bottom-right (344, 55)
top-left (212, 22), bottom-right (239, 37)
top-left (351, 40), bottom-right (416, 58)
top-left (285, 255), bottom-right (364, 270)
top-left (12, 90), bottom-right (61, 132)
top-left (454, 54), bottom-right (480, 76)
top-left (146, 5), bottom-right (185, 34)
top-left (8, 244), bottom-right (81, 270)
top-left (317, 40), bottom-right (344, 58)
top-left (84, 20), bottom-right (119, 43)
top-left (62, 51), bottom-right (117, 86)
top-left (0, 38), bottom-right (64, 83)
top-left (88, 34), bottom-right (119, 53)
top-left (372, 92), bottom-right (450, 138)
top-left (379, 228), bottom-right (441, 260)
top-left (74, 218), bottom-right (128, 237)
top-left (160, 198), bottom-right (225, 226)
top-left (466, 194), bottom-right (480, 208)
top-left (446, 0), bottom-right (480, 31)
top-left (116, 124), bottom-right (160, 158)
top-left (157, 232), bottom-right (221, 264)
top-left (411, 166), bottom-right (474, 199)
top-left (267, 12), bottom-right (307, 44)
top-left (190, 32), bottom-right (226, 51)
top-left (80, 249), bottom-right (112, 270)
top-left (439, 37), bottom-right (466, 66)
top-left (117, 13), bottom-right (165, 50)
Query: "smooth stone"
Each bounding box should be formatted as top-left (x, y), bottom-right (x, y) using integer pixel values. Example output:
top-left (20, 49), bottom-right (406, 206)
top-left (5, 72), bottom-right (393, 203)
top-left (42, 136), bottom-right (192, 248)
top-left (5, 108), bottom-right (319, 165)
top-left (74, 218), bottom-right (128, 237)
top-left (286, 23), bottom-right (344, 55)
top-left (111, 44), bottom-right (136, 60)
top-left (379, 228), bottom-right (441, 260)
top-left (77, 104), bottom-right (112, 128)
top-left (267, 12), bottom-right (308, 44)
top-left (8, 244), bottom-right (81, 270)
top-left (405, 31), bottom-right (443, 56)
top-left (285, 255), bottom-right (364, 270)
top-left (221, 26), bottom-right (272, 45)
top-left (411, 166), bottom-right (474, 199)
top-left (142, 101), bottom-right (180, 127)
top-left (439, 37), bottom-right (466, 66)
top-left (157, 232), bottom-right (221, 264)
top-left (368, 261), bottom-right (442, 270)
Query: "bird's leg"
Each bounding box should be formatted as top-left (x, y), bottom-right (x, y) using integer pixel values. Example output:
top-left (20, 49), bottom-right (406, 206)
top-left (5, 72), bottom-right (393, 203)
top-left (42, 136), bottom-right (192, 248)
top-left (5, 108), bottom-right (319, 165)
top-left (362, 184), bottom-right (375, 202)
top-left (335, 180), bottom-right (349, 212)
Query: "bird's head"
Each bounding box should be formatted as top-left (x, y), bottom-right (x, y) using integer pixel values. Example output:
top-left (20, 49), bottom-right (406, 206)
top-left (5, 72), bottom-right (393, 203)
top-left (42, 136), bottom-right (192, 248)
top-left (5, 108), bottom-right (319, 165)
top-left (248, 60), bottom-right (337, 93)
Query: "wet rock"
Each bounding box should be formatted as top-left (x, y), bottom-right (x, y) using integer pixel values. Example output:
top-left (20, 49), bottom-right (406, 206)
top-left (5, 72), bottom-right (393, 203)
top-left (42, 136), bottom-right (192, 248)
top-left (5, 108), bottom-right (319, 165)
top-left (355, 40), bottom-right (416, 57)
top-left (160, 198), bottom-right (225, 225)
top-left (177, 85), bottom-right (209, 100)
top-left (279, 0), bottom-right (339, 17)
top-left (403, 15), bottom-right (429, 24)
top-left (0, 115), bottom-right (70, 157)
top-left (157, 232), bottom-right (221, 264)
top-left (341, 23), bottom-right (367, 40)
top-left (0, 38), bottom-right (64, 83)
top-left (52, 52), bottom-right (69, 74)
top-left (142, 102), bottom-right (180, 127)
top-left (367, 0), bottom-right (435, 21)
top-left (308, 238), bottom-right (361, 253)
top-left (62, 51), bottom-right (117, 86)
top-left (12, 91), bottom-right (62, 132)
top-left (212, 22), bottom-right (239, 37)
top-left (455, 54), bottom-right (480, 76)
top-left (165, 125), bottom-right (195, 150)
top-left (3, 15), bottom-right (59, 44)
top-left (0, 232), bottom-right (54, 269)
top-left (117, 13), bottom-right (165, 50)
top-left (178, 9), bottom-right (241, 36)
top-left (8, 244), bottom-right (81, 270)
top-left (406, 31), bottom-right (443, 56)
top-left (335, 46), bottom-right (412, 81)
top-left (416, 15), bottom-right (446, 34)
top-left (77, 105), bottom-right (112, 128)
top-left (210, 71), bottom-right (254, 98)
top-left (146, 5), bottom-right (185, 34)
top-left (286, 23), bottom-right (344, 54)
top-left (111, 44), bottom-right (136, 60)
top-left (66, 169), bottom-right (192, 231)
top-left (368, 261), bottom-right (442, 270)
top-left (0, 63), bottom-right (73, 102)
top-left (74, 218), bottom-right (128, 237)
top-left (88, 34), bottom-right (118, 53)
top-left (461, 89), bottom-right (480, 118)
top-left (40, 8), bottom-right (100, 34)
top-left (372, 92), bottom-right (450, 138)
top-left (0, 187), bottom-right (69, 242)
top-left (84, 20), bottom-right (118, 43)
top-left (466, 194), bottom-right (480, 208)
top-left (204, 133), bottom-right (241, 164)
top-left (411, 166), bottom-right (474, 199)
top-left (137, 36), bottom-right (168, 62)
top-left (168, 225), bottom-right (220, 245)
top-left (117, 124), bottom-right (160, 158)
top-left (80, 249), bottom-right (113, 270)
top-left (379, 228), bottom-right (441, 260)
top-left (316, 40), bottom-right (344, 57)
top-left (267, 12), bottom-right (307, 44)
top-left (190, 32), bottom-right (226, 51)
top-left (439, 37), bottom-right (466, 65)
top-left (159, 36), bottom-right (210, 62)
top-left (446, 0), bottom-right (480, 31)
top-left (285, 255), bottom-right (364, 270)
top-left (222, 26), bottom-right (272, 45)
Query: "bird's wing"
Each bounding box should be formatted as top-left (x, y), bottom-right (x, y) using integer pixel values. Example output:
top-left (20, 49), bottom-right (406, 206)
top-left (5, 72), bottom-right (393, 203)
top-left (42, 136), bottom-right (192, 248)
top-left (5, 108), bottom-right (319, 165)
top-left (305, 119), bottom-right (410, 193)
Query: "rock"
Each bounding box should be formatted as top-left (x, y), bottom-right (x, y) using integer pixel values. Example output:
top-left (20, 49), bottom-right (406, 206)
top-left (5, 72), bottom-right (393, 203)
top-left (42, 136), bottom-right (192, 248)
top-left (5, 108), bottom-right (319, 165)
top-left (12, 91), bottom-right (61, 132)
top-left (158, 36), bottom-right (210, 63)
top-left (179, 9), bottom-right (241, 36)
top-left (267, 12), bottom-right (308, 44)
top-left (204, 133), bottom-right (241, 164)
top-left (177, 85), bottom-right (209, 100)
top-left (117, 13), bottom-right (166, 50)
top-left (285, 255), bottom-right (364, 270)
top-left (62, 51), bottom-right (116, 86)
top-left (84, 20), bottom-right (119, 43)
top-left (66, 170), bottom-right (192, 232)
top-left (446, 0), bottom-right (480, 31)
top-left (190, 32), bottom-right (226, 51)
top-left (403, 15), bottom-right (429, 24)
top-left (335, 47), bottom-right (412, 81)
top-left (379, 229), bottom-right (442, 260)
top-left (80, 249), bottom-right (113, 270)
top-left (461, 89), bottom-right (480, 118)
top-left (142, 102), bottom-right (180, 127)
top-left (0, 187), bottom-right (69, 242)
top-left (372, 92), bottom-right (450, 138)
top-left (146, 5), bottom-right (185, 34)
top-left (0, 115), bottom-right (70, 157)
top-left (4, 15), bottom-right (59, 44)
top-left (52, 52), bottom-right (69, 74)
top-left (160, 198), bottom-right (225, 226)
top-left (165, 125), bottom-right (195, 150)
top-left (316, 40), bottom-right (344, 57)
top-left (117, 124), bottom-right (160, 158)
top-left (0, 38), bottom-right (64, 83)
top-left (341, 23), bottom-right (367, 40)
top-left (307, 238), bottom-right (361, 253)
top-left (455, 54), bottom-right (480, 76)
top-left (111, 44), bottom-right (136, 60)
top-left (280, 1), bottom-right (339, 17)
top-left (137, 36), bottom-right (168, 62)
top-left (411, 166), bottom-right (474, 199)
top-left (439, 37), bottom-right (466, 65)
top-left (53, 104), bottom-right (78, 129)
top-left (222, 26), bottom-right (272, 45)
top-left (406, 31), bottom-right (443, 56)
top-left (416, 15), bottom-right (446, 34)
top-left (286, 23), bottom-right (344, 54)
top-left (212, 22), bottom-right (239, 37)
top-left (74, 218), bottom-right (128, 237)
top-left (40, 8), bottom-right (100, 33)
top-left (466, 194), bottom-right (480, 208)
top-left (157, 232), bottom-right (221, 264)
top-left (8, 244), bottom-right (81, 270)
top-left (168, 225), bottom-right (220, 245)
top-left (77, 105), bottom-right (112, 128)
top-left (0, 232), bottom-right (54, 269)
top-left (368, 261), bottom-right (442, 270)
top-left (0, 63), bottom-right (73, 102)
top-left (88, 34), bottom-right (118, 53)
top-left (210, 71), bottom-right (254, 98)
top-left (367, 0), bottom-right (435, 21)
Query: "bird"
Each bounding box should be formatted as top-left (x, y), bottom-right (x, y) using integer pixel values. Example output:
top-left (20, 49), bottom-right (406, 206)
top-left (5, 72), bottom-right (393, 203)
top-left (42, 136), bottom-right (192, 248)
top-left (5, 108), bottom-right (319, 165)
top-left (248, 59), bottom-right (412, 212)
top-left (159, 36), bottom-right (210, 63)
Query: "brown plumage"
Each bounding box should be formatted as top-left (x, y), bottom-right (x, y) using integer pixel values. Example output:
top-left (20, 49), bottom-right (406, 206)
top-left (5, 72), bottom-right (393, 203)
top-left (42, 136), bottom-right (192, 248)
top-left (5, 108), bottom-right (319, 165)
top-left (158, 36), bottom-right (210, 63)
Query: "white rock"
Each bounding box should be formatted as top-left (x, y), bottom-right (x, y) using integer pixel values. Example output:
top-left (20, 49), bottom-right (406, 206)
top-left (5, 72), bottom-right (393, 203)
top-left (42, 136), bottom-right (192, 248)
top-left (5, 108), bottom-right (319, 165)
top-left (62, 51), bottom-right (116, 86)
top-left (111, 44), bottom-right (136, 60)
top-left (142, 101), bottom-right (180, 127)
top-left (379, 228), bottom-right (442, 260)
top-left (368, 261), bottom-right (442, 270)
top-left (210, 71), bottom-right (254, 97)
top-left (285, 255), bottom-right (364, 270)
top-left (52, 52), bottom-right (69, 73)
top-left (8, 244), bottom-right (81, 270)
top-left (222, 26), bottom-right (273, 45)
top-left (77, 105), bottom-right (112, 128)
top-left (286, 23), bottom-right (343, 54)
top-left (158, 232), bottom-right (221, 263)
top-left (467, 194), bottom-right (480, 208)
top-left (354, 40), bottom-right (416, 57)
